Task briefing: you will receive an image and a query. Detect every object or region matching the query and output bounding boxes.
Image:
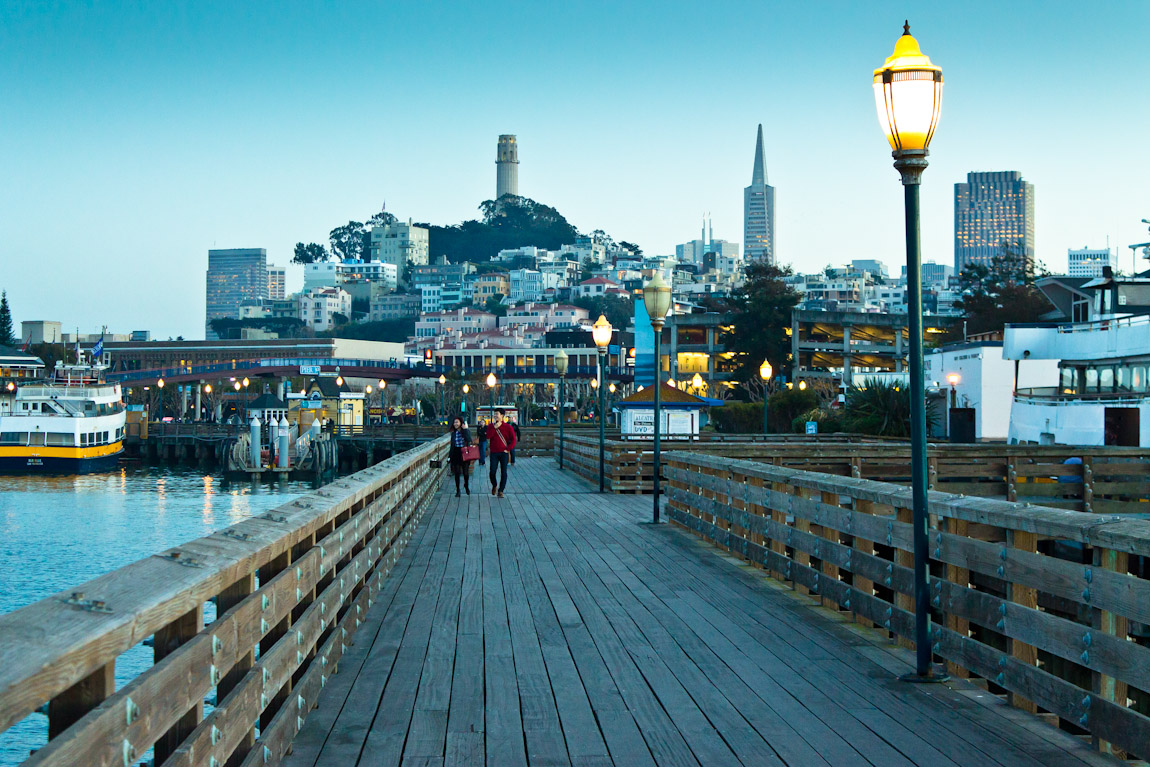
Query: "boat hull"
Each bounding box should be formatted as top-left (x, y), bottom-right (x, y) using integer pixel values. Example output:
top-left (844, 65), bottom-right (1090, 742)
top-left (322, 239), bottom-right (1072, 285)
top-left (0, 445), bottom-right (123, 474)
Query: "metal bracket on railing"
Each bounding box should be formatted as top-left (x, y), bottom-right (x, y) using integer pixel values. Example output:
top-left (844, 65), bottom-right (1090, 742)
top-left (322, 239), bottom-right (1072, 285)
top-left (122, 739), bottom-right (135, 767)
top-left (61, 592), bottom-right (113, 614)
top-left (261, 512), bottom-right (288, 523)
top-left (223, 529), bottom-right (251, 542)
top-left (158, 550), bottom-right (204, 568)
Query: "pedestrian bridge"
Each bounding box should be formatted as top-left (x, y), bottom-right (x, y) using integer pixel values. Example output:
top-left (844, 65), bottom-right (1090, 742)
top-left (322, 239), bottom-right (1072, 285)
top-left (0, 438), bottom-right (1146, 766)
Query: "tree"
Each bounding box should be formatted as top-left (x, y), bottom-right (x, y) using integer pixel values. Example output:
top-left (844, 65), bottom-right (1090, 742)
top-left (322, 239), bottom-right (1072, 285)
top-left (0, 291), bottom-right (14, 347)
top-left (580, 257), bottom-right (595, 282)
top-left (485, 296), bottom-right (508, 317)
top-left (619, 241), bottom-right (643, 258)
top-left (950, 243), bottom-right (1051, 340)
top-left (424, 196), bottom-right (581, 264)
top-left (329, 221), bottom-right (369, 261)
top-left (841, 378), bottom-right (915, 437)
top-left (321, 317), bottom-right (415, 342)
top-left (292, 242), bottom-right (329, 264)
top-left (721, 262), bottom-right (803, 386)
top-left (573, 294), bottom-right (632, 331)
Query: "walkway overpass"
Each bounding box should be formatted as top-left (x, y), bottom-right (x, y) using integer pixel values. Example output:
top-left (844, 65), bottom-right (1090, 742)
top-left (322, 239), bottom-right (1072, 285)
top-left (0, 438), bottom-right (1146, 766)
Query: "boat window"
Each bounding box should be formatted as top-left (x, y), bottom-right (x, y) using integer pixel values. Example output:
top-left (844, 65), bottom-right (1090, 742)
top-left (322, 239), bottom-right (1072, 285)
top-left (29, 432), bottom-right (46, 446)
top-left (1116, 366), bottom-right (1132, 393)
top-left (1134, 367), bottom-right (1147, 393)
top-left (46, 433), bottom-right (74, 446)
top-left (1099, 367), bottom-right (1114, 391)
top-left (1085, 368), bottom-right (1099, 391)
top-left (1059, 368), bottom-right (1075, 392)
top-left (0, 432), bottom-right (25, 445)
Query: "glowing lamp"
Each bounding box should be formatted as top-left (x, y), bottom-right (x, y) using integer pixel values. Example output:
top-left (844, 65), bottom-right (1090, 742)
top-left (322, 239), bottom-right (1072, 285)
top-left (873, 21), bottom-right (943, 153)
top-left (591, 315), bottom-right (613, 349)
top-left (555, 349), bottom-right (569, 376)
top-left (759, 360), bottom-right (773, 381)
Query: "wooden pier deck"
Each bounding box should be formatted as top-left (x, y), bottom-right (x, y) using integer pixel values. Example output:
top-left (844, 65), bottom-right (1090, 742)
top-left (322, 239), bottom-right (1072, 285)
top-left (283, 458), bottom-right (1114, 767)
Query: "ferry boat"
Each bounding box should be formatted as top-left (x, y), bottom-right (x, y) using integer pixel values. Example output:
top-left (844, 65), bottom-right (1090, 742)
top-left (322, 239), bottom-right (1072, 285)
top-left (0, 361), bottom-right (126, 473)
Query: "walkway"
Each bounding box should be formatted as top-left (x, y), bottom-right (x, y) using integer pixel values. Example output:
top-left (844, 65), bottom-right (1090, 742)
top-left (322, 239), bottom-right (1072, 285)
top-left (283, 458), bottom-right (1114, 767)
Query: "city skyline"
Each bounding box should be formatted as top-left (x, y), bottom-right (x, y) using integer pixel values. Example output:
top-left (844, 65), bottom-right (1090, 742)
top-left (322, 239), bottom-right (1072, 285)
top-left (0, 1), bottom-right (1147, 338)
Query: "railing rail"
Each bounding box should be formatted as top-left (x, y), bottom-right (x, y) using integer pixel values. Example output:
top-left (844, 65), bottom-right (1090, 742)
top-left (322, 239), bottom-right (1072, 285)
top-left (0, 436), bottom-right (448, 766)
top-left (663, 450), bottom-right (1150, 760)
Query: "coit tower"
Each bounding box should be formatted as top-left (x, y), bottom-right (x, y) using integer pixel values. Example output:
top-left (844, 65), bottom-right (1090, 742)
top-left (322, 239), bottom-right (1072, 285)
top-left (496, 135), bottom-right (519, 200)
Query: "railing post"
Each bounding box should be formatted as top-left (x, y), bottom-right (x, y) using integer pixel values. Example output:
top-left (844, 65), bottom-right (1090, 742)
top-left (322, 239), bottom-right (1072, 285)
top-left (942, 516), bottom-right (970, 678)
top-left (48, 661), bottom-right (115, 740)
top-left (819, 490), bottom-right (840, 610)
top-left (1093, 545), bottom-right (1130, 756)
top-left (895, 504), bottom-right (915, 649)
top-left (1006, 528), bottom-right (1039, 714)
top-left (153, 605), bottom-right (205, 763)
top-left (259, 550), bottom-right (294, 731)
top-left (217, 572), bottom-right (257, 762)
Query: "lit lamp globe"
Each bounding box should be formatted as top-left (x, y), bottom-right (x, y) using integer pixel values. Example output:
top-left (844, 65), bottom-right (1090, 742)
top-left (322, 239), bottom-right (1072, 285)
top-left (691, 373), bottom-right (704, 390)
top-left (203, 384), bottom-right (212, 394)
top-left (555, 349), bottom-right (569, 376)
top-left (378, 379), bottom-right (386, 390)
top-left (759, 360), bottom-right (772, 381)
top-left (642, 274), bottom-right (672, 323)
top-left (462, 384), bottom-right (470, 394)
top-left (591, 315), bottom-right (613, 350)
top-left (590, 378), bottom-right (598, 390)
top-left (873, 21), bottom-right (943, 182)
top-left (234, 382), bottom-right (241, 391)
top-left (335, 376), bottom-right (343, 387)
top-left (609, 383), bottom-right (616, 394)
top-left (157, 378), bottom-right (165, 389)
top-left (799, 380), bottom-right (808, 391)
top-left (365, 385), bottom-right (372, 395)
top-left (486, 372), bottom-right (497, 388)
top-left (438, 374), bottom-right (446, 385)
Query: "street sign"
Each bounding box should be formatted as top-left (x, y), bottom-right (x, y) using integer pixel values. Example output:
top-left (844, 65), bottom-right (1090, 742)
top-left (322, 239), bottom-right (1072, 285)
top-left (300, 365), bottom-right (321, 375)
top-left (806, 421), bottom-right (818, 435)
top-left (369, 407), bottom-right (383, 417)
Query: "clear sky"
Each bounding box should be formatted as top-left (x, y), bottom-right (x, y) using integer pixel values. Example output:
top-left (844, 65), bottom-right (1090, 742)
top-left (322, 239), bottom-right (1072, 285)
top-left (1, 1), bottom-right (1147, 340)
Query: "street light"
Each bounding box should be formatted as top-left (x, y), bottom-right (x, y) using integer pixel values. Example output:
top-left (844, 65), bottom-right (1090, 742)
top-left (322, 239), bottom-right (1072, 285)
top-left (462, 383), bottom-right (470, 422)
top-left (759, 360), bottom-right (772, 435)
top-left (643, 273), bottom-right (672, 523)
top-left (486, 372), bottom-right (497, 422)
top-left (691, 372), bottom-right (704, 392)
top-left (438, 374), bottom-right (447, 424)
top-left (555, 349), bottom-right (568, 470)
top-left (874, 20), bottom-right (946, 683)
top-left (592, 315), bottom-right (612, 493)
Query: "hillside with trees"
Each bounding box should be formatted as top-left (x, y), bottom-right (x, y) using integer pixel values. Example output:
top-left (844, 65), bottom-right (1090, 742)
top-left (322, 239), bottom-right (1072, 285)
top-left (418, 195), bottom-right (580, 263)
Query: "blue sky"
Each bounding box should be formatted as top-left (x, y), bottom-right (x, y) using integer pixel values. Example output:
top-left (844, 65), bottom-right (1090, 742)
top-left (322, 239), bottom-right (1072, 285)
top-left (1, 1), bottom-right (1147, 339)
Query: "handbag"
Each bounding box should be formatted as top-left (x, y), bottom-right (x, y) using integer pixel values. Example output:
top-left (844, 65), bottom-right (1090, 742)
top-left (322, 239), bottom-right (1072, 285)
top-left (461, 445), bottom-right (479, 462)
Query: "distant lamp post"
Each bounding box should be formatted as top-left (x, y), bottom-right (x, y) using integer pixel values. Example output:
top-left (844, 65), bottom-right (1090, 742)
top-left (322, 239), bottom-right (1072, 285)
top-left (643, 273), bottom-right (672, 523)
top-left (759, 360), bottom-right (773, 435)
top-left (438, 374), bottom-right (447, 423)
top-left (555, 349), bottom-right (569, 469)
top-left (691, 373), bottom-right (704, 392)
top-left (462, 383), bottom-right (470, 421)
top-left (156, 378), bottom-right (165, 420)
top-left (799, 380), bottom-right (807, 391)
top-left (592, 315), bottom-right (612, 493)
top-left (242, 377), bottom-right (250, 389)
top-left (874, 19), bottom-right (947, 683)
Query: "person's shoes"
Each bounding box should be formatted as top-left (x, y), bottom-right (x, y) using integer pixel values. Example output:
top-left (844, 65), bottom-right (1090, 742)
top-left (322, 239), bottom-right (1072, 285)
top-left (455, 490), bottom-right (461, 497)
top-left (498, 491), bottom-right (505, 498)
top-left (465, 486), bottom-right (471, 495)
top-left (491, 484), bottom-right (497, 495)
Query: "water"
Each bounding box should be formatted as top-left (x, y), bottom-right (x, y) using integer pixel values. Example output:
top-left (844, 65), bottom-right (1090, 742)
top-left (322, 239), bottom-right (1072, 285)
top-left (0, 465), bottom-right (316, 765)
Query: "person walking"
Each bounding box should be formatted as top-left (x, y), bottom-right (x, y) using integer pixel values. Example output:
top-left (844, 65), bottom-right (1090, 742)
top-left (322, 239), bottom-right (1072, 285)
top-left (485, 408), bottom-right (518, 498)
top-left (477, 417), bottom-right (488, 466)
top-left (448, 416), bottom-right (474, 496)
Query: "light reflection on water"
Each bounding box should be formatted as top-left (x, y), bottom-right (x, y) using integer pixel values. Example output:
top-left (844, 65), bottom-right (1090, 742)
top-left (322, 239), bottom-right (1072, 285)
top-left (0, 465), bottom-right (315, 766)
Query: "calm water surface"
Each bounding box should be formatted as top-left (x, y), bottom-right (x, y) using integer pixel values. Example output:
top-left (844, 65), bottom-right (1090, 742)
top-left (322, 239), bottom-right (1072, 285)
top-left (0, 465), bottom-right (316, 765)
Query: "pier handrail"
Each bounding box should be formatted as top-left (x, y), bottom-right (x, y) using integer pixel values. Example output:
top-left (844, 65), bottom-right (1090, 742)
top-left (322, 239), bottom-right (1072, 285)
top-left (663, 450), bottom-right (1150, 760)
top-left (0, 435), bottom-right (449, 767)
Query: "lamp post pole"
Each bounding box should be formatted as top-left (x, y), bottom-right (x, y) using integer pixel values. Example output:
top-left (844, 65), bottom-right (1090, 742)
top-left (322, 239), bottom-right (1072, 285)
top-left (651, 319), bottom-right (663, 522)
top-left (874, 21), bottom-right (946, 682)
top-left (597, 349), bottom-right (607, 492)
top-left (760, 360), bottom-right (772, 436)
top-left (558, 374), bottom-right (566, 469)
top-left (462, 384), bottom-right (469, 424)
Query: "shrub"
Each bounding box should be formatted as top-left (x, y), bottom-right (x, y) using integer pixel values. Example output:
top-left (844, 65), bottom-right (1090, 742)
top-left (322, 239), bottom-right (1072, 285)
top-left (767, 389), bottom-right (819, 433)
top-left (709, 401), bottom-right (764, 433)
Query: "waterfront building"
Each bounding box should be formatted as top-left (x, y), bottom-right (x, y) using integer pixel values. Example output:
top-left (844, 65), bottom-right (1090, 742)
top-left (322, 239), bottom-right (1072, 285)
top-left (743, 124), bottom-right (776, 265)
top-left (103, 337), bottom-right (406, 372)
top-left (1067, 247), bottom-right (1116, 278)
top-left (954, 171), bottom-right (1035, 273)
top-left (368, 219), bottom-right (429, 282)
top-left (496, 134), bottom-right (519, 200)
top-left (662, 312), bottom-right (742, 398)
top-left (0, 346), bottom-right (45, 379)
top-left (268, 266), bottom-right (286, 300)
top-left (297, 286), bottom-right (352, 332)
top-left (20, 321), bottom-right (62, 345)
top-left (205, 248), bottom-right (268, 340)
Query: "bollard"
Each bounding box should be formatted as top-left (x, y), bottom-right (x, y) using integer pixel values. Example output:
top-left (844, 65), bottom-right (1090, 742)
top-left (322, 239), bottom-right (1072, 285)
top-left (277, 417), bottom-right (290, 468)
top-left (250, 416), bottom-right (261, 469)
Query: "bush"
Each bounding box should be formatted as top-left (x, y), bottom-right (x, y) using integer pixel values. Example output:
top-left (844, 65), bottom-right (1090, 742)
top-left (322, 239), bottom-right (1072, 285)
top-left (841, 378), bottom-right (919, 437)
top-left (791, 407), bottom-right (845, 435)
top-left (767, 389), bottom-right (819, 433)
top-left (709, 401), bottom-right (764, 433)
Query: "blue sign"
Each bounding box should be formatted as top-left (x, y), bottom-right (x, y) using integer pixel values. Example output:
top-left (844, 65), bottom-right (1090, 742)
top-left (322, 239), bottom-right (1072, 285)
top-left (300, 365), bottom-right (321, 375)
top-left (805, 421), bottom-right (818, 435)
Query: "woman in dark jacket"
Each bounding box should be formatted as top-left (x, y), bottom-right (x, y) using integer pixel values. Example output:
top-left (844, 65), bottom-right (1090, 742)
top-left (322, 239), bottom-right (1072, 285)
top-left (448, 416), bottom-right (474, 496)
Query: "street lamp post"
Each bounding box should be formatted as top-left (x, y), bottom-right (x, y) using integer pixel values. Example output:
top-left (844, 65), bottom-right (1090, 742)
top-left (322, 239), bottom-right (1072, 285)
top-left (874, 20), bottom-right (946, 682)
top-left (759, 360), bottom-right (773, 435)
top-left (592, 315), bottom-right (613, 493)
top-left (642, 274), bottom-right (672, 523)
top-left (462, 383), bottom-right (470, 424)
top-left (438, 374), bottom-right (446, 424)
top-left (486, 372), bottom-right (497, 424)
top-left (555, 349), bottom-right (568, 470)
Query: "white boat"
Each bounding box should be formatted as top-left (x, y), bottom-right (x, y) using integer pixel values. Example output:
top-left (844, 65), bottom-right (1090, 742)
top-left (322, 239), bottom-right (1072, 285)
top-left (0, 362), bottom-right (126, 473)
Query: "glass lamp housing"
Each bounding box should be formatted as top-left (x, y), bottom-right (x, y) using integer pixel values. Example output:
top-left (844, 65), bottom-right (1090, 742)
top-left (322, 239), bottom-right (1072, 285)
top-left (873, 22), bottom-right (943, 152)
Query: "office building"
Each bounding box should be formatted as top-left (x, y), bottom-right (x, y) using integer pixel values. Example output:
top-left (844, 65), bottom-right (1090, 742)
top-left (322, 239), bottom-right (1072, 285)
top-left (1067, 247), bottom-right (1116, 278)
top-left (20, 321), bottom-right (63, 345)
top-left (496, 134), bottom-right (519, 200)
top-left (676, 216), bottom-right (739, 266)
top-left (268, 266), bottom-right (286, 300)
top-left (297, 286), bottom-right (351, 333)
top-left (954, 171), bottom-right (1035, 273)
top-left (743, 124), bottom-right (776, 265)
top-left (205, 248), bottom-right (268, 340)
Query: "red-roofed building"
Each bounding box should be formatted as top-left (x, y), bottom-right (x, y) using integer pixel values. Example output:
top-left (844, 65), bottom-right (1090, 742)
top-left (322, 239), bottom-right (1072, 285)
top-left (573, 277), bottom-right (628, 300)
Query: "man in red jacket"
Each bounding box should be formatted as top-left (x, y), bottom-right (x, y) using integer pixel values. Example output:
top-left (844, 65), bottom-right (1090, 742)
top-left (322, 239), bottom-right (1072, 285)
top-left (486, 408), bottom-right (518, 497)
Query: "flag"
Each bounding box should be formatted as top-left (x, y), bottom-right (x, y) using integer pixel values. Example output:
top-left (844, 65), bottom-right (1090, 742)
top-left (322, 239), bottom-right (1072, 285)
top-left (91, 335), bottom-right (104, 360)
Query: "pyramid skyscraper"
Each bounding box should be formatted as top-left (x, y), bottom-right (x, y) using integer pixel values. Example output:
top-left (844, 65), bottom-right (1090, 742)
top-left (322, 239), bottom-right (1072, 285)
top-left (743, 124), bottom-right (776, 265)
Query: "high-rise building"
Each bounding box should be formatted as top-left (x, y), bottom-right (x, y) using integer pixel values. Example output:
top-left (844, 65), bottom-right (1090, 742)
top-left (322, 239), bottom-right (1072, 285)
top-left (676, 215), bottom-right (739, 266)
top-left (1067, 247), bottom-right (1115, 278)
top-left (267, 266), bottom-right (286, 300)
top-left (496, 134), bottom-right (519, 200)
top-left (205, 248), bottom-right (268, 339)
top-left (954, 171), bottom-right (1035, 273)
top-left (743, 124), bottom-right (776, 265)
top-left (368, 219), bottom-right (429, 283)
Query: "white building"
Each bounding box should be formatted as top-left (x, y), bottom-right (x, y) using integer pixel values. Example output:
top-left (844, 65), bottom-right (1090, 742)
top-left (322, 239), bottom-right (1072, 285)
top-left (414, 308), bottom-right (498, 339)
top-left (420, 285), bottom-right (443, 314)
top-left (369, 219), bottom-right (429, 281)
top-left (509, 269), bottom-right (546, 303)
top-left (502, 303), bottom-right (589, 332)
top-left (304, 260), bottom-right (397, 291)
top-left (268, 266), bottom-right (286, 300)
top-left (1067, 247), bottom-right (1116, 278)
top-left (923, 342), bottom-right (1058, 441)
top-left (573, 277), bottom-right (627, 300)
top-left (298, 287), bottom-right (352, 332)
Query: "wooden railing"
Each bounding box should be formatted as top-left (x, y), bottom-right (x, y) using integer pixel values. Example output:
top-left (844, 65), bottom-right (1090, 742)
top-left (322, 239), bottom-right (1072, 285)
top-left (0, 436), bottom-right (448, 767)
top-left (663, 450), bottom-right (1150, 760)
top-left (560, 435), bottom-right (1150, 511)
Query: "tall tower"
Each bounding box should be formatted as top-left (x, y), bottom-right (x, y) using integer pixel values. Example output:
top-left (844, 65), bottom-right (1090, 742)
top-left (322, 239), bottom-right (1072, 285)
top-left (496, 135), bottom-right (519, 200)
top-left (743, 124), bottom-right (776, 265)
top-left (954, 171), bottom-right (1035, 273)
